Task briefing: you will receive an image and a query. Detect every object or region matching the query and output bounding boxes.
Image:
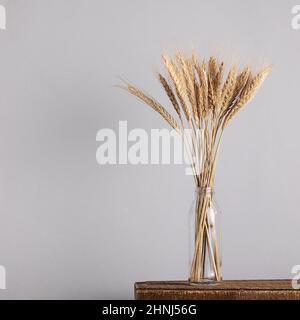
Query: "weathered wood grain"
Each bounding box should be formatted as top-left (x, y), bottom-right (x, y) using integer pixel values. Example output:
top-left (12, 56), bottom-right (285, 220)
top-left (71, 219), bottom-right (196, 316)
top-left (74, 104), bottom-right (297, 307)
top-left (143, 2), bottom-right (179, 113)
top-left (135, 280), bottom-right (300, 300)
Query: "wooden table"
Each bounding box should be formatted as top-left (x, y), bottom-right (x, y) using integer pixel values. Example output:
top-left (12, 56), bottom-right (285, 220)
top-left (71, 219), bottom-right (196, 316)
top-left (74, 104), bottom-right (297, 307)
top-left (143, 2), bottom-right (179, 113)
top-left (135, 280), bottom-right (300, 300)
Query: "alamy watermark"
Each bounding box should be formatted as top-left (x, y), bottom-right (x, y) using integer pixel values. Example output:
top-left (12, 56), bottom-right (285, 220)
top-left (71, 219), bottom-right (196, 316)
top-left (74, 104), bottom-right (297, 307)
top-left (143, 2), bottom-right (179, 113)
top-left (0, 265), bottom-right (6, 289)
top-left (96, 121), bottom-right (204, 175)
top-left (291, 5), bottom-right (300, 29)
top-left (0, 4), bottom-right (6, 30)
top-left (292, 265), bottom-right (300, 289)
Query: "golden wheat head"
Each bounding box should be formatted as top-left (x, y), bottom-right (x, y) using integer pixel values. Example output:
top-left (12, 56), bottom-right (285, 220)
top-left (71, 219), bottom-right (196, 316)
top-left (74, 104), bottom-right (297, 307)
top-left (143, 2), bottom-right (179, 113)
top-left (119, 51), bottom-right (271, 133)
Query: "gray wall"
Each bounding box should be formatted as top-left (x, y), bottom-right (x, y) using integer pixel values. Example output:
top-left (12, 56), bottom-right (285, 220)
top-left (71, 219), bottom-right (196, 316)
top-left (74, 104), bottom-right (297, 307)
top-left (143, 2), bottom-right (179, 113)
top-left (0, 0), bottom-right (299, 299)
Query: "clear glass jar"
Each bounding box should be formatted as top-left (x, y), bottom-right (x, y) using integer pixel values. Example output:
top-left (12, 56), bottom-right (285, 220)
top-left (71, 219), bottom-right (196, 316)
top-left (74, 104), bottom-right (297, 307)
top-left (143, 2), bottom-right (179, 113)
top-left (188, 187), bottom-right (222, 283)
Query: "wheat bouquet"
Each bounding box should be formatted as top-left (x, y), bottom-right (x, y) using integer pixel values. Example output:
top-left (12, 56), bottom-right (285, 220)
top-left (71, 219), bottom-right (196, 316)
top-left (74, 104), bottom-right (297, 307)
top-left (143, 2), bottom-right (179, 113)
top-left (120, 52), bottom-right (271, 282)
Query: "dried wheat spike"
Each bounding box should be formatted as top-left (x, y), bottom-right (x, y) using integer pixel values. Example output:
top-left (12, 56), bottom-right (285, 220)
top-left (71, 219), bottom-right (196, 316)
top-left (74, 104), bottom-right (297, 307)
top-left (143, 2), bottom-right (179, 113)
top-left (125, 84), bottom-right (180, 131)
top-left (208, 57), bottom-right (217, 83)
top-left (162, 54), bottom-right (191, 121)
top-left (220, 66), bottom-right (237, 110)
top-left (174, 53), bottom-right (197, 122)
top-left (196, 63), bottom-right (208, 116)
top-left (223, 65), bottom-right (272, 127)
top-left (213, 62), bottom-right (225, 107)
top-left (158, 73), bottom-right (181, 119)
top-left (120, 52), bottom-right (271, 132)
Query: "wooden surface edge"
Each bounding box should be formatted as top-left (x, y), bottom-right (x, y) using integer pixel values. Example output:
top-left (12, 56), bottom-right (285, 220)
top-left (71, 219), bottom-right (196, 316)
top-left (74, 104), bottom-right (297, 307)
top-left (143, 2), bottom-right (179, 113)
top-left (135, 289), bottom-right (300, 300)
top-left (134, 280), bottom-right (300, 300)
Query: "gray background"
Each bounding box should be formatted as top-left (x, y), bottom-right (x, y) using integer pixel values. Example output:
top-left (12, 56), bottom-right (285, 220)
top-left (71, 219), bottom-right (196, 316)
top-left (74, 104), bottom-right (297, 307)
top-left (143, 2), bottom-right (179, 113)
top-left (0, 0), bottom-right (299, 299)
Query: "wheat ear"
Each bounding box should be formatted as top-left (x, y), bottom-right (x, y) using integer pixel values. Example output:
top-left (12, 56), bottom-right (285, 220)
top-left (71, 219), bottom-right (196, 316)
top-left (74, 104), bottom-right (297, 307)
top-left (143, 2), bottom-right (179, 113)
top-left (162, 54), bottom-right (191, 121)
top-left (213, 61), bottom-right (225, 107)
top-left (158, 73), bottom-right (181, 119)
top-left (220, 66), bottom-right (237, 110)
top-left (223, 65), bottom-right (272, 127)
top-left (125, 84), bottom-right (180, 131)
top-left (196, 63), bottom-right (209, 116)
top-left (175, 53), bottom-right (197, 122)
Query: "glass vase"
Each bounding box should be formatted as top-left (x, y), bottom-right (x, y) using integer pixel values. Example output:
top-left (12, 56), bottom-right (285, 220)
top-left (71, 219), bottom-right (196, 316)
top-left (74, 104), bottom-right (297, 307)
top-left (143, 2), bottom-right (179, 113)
top-left (188, 187), bottom-right (222, 283)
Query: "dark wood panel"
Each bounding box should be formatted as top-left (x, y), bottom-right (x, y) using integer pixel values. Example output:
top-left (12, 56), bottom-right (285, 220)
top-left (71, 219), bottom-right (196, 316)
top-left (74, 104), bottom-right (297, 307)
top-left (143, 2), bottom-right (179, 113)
top-left (135, 280), bottom-right (300, 300)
